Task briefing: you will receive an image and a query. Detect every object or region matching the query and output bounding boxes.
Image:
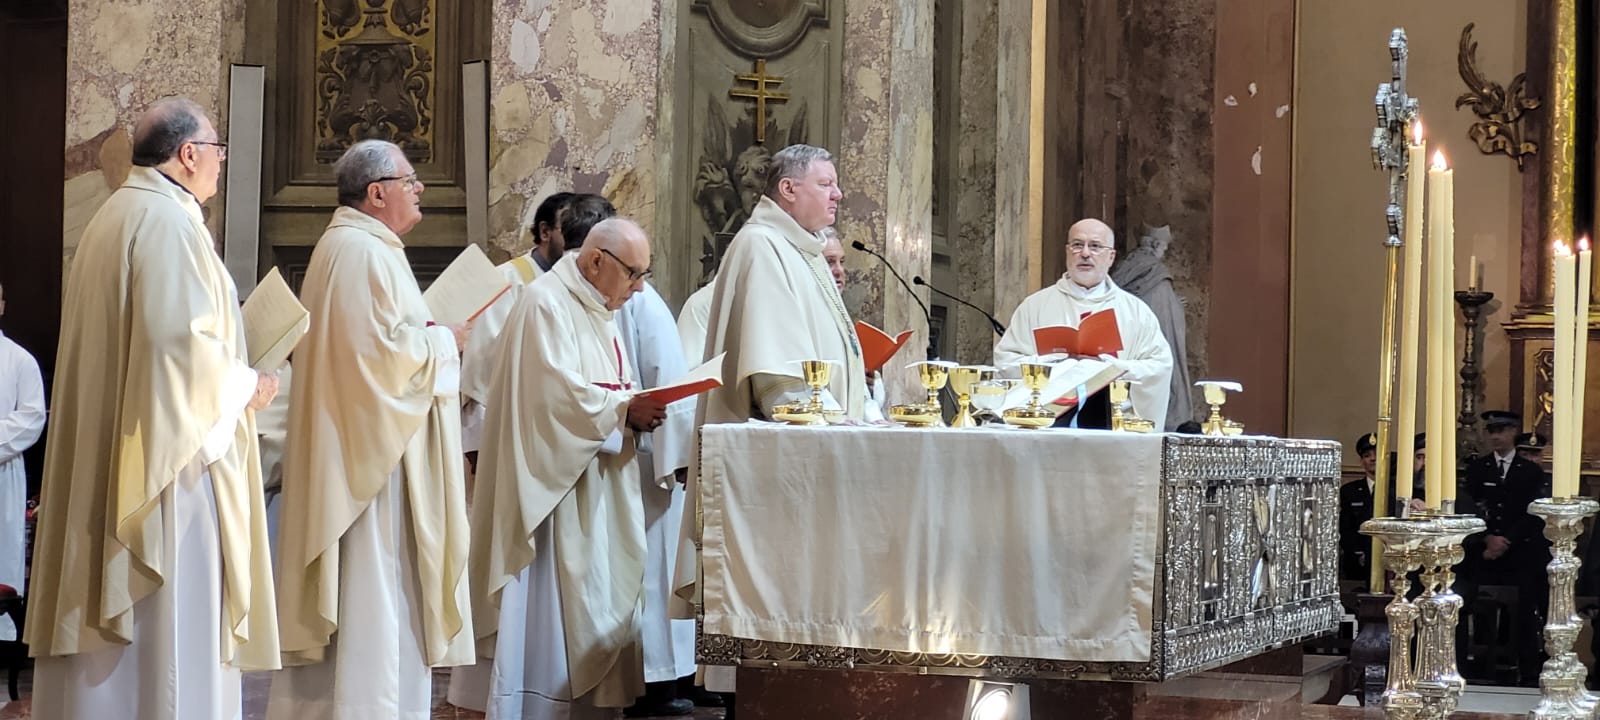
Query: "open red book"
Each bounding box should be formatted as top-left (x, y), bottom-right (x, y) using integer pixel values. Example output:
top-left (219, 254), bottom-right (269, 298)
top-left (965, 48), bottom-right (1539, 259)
top-left (635, 353), bottom-right (726, 405)
top-left (856, 321), bottom-right (914, 374)
top-left (1033, 310), bottom-right (1123, 357)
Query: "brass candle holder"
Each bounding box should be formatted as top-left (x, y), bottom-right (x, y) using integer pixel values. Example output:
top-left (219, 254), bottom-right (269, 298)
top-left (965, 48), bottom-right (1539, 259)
top-left (1528, 497), bottom-right (1599, 720)
top-left (1002, 361), bottom-right (1056, 429)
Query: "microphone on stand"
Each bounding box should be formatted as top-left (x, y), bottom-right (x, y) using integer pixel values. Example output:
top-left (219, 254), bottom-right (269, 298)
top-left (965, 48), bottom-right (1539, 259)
top-left (850, 240), bottom-right (937, 360)
top-left (913, 275), bottom-right (1006, 336)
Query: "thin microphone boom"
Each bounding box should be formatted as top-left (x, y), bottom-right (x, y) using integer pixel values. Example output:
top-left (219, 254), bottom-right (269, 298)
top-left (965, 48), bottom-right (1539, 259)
top-left (913, 275), bottom-right (1006, 336)
top-left (850, 240), bottom-right (936, 360)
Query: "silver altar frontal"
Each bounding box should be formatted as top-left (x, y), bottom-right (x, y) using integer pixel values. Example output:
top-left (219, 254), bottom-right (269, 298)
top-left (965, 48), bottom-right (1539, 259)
top-left (691, 425), bottom-right (1343, 682)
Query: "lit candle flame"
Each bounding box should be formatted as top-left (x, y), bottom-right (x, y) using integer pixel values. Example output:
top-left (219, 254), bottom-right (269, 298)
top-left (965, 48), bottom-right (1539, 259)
top-left (1556, 241), bottom-right (1573, 257)
top-left (1411, 120), bottom-right (1423, 146)
top-left (1582, 236), bottom-right (1592, 253)
top-left (1431, 150), bottom-right (1448, 171)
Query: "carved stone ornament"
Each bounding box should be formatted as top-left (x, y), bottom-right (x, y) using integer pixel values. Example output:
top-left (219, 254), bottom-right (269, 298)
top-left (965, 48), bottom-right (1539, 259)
top-left (315, 0), bottom-right (436, 164)
top-left (690, 0), bottom-right (829, 58)
top-left (1456, 23), bottom-right (1541, 170)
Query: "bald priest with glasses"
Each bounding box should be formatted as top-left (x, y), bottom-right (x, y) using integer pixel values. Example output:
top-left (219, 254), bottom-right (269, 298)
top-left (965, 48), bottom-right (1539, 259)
top-left (993, 218), bottom-right (1174, 428)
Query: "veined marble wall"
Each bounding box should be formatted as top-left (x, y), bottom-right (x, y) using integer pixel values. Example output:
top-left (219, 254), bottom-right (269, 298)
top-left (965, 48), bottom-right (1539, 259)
top-left (63, 0), bottom-right (246, 271)
top-left (838, 0), bottom-right (935, 404)
top-left (487, 0), bottom-right (661, 262)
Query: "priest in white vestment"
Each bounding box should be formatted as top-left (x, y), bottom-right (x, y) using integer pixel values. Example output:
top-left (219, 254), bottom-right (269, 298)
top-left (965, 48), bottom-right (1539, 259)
top-left (0, 282), bottom-right (45, 641)
top-left (993, 218), bottom-right (1173, 427)
top-left (466, 219), bottom-right (668, 720)
top-left (460, 191), bottom-right (574, 454)
top-left (672, 145), bottom-right (868, 703)
top-left (677, 280), bottom-right (715, 365)
top-left (617, 281), bottom-right (698, 716)
top-left (26, 98), bottom-right (281, 720)
top-left (270, 139), bottom-right (474, 720)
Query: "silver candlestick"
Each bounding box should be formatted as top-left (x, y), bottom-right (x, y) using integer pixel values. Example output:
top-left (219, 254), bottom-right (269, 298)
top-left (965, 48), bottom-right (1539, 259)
top-left (1528, 497), bottom-right (1599, 720)
top-left (1361, 516), bottom-right (1438, 719)
top-left (1411, 513), bottom-right (1485, 719)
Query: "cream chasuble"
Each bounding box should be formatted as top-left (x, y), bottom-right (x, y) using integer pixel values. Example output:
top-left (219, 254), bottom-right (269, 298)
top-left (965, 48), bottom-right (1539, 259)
top-left (461, 252), bottom-right (544, 408)
top-left (274, 206), bottom-right (472, 672)
top-left (0, 331), bottom-right (44, 641)
top-left (26, 167), bottom-right (279, 717)
top-left (993, 276), bottom-right (1174, 425)
top-left (467, 254), bottom-right (646, 710)
top-left (676, 280), bottom-right (714, 366)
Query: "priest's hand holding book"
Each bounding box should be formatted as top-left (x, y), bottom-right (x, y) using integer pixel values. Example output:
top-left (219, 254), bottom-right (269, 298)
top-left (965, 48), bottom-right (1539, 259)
top-left (627, 395), bottom-right (669, 432)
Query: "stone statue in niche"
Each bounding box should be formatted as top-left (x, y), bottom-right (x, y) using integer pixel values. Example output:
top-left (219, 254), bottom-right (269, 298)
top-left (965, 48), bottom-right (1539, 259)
top-left (1110, 225), bottom-right (1194, 430)
top-left (693, 99), bottom-right (811, 283)
top-left (315, 0), bottom-right (435, 164)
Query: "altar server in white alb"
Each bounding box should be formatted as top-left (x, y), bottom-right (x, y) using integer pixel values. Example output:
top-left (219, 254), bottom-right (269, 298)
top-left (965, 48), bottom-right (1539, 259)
top-left (993, 217), bottom-right (1173, 426)
top-left (270, 139), bottom-right (474, 719)
top-left (467, 218), bottom-right (668, 719)
top-left (26, 97), bottom-right (281, 720)
top-left (0, 282), bottom-right (45, 641)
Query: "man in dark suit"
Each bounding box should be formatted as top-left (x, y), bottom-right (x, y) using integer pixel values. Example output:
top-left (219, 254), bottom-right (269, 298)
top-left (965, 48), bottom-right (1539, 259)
top-left (1339, 433), bottom-right (1379, 584)
top-left (1461, 412), bottom-right (1550, 685)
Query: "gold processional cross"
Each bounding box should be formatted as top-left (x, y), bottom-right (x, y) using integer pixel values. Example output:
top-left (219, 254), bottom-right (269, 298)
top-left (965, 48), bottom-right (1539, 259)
top-left (729, 59), bottom-right (790, 144)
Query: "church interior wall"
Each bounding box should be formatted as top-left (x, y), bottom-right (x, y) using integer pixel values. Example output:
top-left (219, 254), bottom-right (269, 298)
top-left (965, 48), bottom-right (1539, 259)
top-left (1290, 0), bottom-right (1527, 469)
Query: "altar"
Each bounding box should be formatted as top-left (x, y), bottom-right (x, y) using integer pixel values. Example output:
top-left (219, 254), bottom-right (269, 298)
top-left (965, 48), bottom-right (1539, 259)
top-left (689, 424), bottom-right (1344, 689)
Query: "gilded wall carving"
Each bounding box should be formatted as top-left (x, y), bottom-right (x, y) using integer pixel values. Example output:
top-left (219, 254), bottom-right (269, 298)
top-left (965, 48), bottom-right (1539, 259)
top-left (675, 0), bottom-right (841, 289)
top-left (314, 0), bottom-right (436, 164)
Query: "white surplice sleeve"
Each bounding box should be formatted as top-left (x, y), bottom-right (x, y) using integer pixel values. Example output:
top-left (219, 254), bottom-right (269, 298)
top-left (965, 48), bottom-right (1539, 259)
top-left (0, 344), bottom-right (45, 465)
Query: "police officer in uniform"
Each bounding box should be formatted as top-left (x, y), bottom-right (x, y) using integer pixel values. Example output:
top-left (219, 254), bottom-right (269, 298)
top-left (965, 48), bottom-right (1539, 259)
top-left (1461, 411), bottom-right (1550, 685)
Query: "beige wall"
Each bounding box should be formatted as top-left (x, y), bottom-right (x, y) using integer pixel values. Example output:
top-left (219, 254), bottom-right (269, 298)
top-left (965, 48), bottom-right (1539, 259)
top-left (1291, 0), bottom-right (1526, 464)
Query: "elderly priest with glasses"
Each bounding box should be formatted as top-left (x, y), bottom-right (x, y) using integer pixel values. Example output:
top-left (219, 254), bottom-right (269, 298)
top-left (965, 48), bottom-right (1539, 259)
top-left (993, 218), bottom-right (1174, 428)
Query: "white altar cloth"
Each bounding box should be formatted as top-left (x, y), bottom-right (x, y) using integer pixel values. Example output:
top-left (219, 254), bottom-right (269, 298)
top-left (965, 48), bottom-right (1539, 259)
top-left (696, 423), bottom-right (1163, 664)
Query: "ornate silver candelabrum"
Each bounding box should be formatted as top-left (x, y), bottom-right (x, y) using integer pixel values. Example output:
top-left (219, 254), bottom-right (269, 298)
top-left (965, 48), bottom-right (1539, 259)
top-left (1361, 516), bottom-right (1437, 720)
top-left (1411, 513), bottom-right (1485, 719)
top-left (1528, 497), bottom-right (1600, 720)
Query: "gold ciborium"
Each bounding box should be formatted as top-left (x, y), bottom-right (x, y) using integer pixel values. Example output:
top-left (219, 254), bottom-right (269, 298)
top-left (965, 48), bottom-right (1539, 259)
top-left (1197, 380), bottom-right (1244, 436)
top-left (1002, 361), bottom-right (1056, 429)
top-left (946, 365), bottom-right (991, 428)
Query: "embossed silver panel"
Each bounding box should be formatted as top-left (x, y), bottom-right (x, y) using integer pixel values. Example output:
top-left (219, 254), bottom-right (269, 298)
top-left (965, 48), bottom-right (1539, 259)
top-left (697, 434), bottom-right (1343, 682)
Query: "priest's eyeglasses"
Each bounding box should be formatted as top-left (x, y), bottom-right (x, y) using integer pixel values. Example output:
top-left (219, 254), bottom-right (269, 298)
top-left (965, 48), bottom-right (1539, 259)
top-left (1068, 241), bottom-right (1113, 256)
top-left (191, 141), bottom-right (227, 160)
top-left (374, 174), bottom-right (422, 191)
top-left (600, 248), bottom-right (652, 282)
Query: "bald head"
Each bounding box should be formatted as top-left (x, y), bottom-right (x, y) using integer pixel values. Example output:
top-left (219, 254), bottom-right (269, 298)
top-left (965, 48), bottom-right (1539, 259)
top-left (1065, 217), bottom-right (1117, 288)
top-left (578, 217), bottom-right (653, 310)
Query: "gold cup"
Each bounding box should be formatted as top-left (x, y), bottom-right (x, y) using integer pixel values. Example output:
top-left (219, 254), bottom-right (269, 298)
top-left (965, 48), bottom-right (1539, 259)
top-left (1002, 361), bottom-right (1056, 429)
top-left (1197, 380), bottom-right (1242, 436)
top-left (946, 365), bottom-right (988, 428)
top-left (890, 361), bottom-right (953, 427)
top-left (800, 359), bottom-right (832, 414)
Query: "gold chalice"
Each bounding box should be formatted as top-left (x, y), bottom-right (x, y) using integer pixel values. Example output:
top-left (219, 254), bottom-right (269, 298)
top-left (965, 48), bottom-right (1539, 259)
top-left (800, 360), bottom-right (832, 414)
top-left (1002, 361), bottom-right (1056, 429)
top-left (946, 365), bottom-right (993, 428)
top-left (1197, 380), bottom-right (1244, 436)
top-left (890, 361), bottom-right (954, 427)
top-left (1109, 380), bottom-right (1157, 433)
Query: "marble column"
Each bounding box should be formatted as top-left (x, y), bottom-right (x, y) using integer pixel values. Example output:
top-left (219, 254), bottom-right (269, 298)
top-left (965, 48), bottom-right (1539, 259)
top-left (486, 0), bottom-right (662, 261)
top-left (838, 0), bottom-right (935, 403)
top-left (992, 0), bottom-right (1047, 323)
top-left (63, 0), bottom-right (247, 272)
top-left (951, 0), bottom-right (1002, 366)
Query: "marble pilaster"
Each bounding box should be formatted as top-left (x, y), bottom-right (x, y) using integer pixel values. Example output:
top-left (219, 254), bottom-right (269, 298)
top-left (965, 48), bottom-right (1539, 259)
top-left (486, 0), bottom-right (662, 262)
top-left (838, 0), bottom-right (935, 403)
top-left (951, 0), bottom-right (1001, 365)
top-left (992, 0), bottom-right (1046, 323)
top-left (63, 0), bottom-right (247, 271)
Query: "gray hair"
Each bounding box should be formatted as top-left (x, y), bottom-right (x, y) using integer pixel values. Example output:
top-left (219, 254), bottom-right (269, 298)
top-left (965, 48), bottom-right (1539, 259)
top-left (334, 139), bottom-right (404, 207)
top-left (764, 144), bottom-right (833, 198)
top-left (131, 97), bottom-right (208, 167)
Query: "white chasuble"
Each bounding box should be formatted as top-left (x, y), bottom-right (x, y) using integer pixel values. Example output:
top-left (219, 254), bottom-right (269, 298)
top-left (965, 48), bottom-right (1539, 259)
top-left (270, 206), bottom-right (472, 720)
top-left (460, 253), bottom-right (544, 452)
top-left (464, 254), bottom-right (646, 716)
top-left (676, 280), bottom-right (714, 366)
top-left (0, 331), bottom-right (44, 641)
top-left (993, 276), bottom-right (1174, 426)
top-left (26, 167), bottom-right (277, 719)
top-left (616, 283), bottom-right (697, 683)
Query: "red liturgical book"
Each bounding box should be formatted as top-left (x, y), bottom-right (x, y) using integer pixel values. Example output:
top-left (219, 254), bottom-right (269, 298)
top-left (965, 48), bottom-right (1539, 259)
top-left (634, 353), bottom-right (726, 405)
top-left (1032, 310), bottom-right (1123, 356)
top-left (856, 321), bottom-right (914, 374)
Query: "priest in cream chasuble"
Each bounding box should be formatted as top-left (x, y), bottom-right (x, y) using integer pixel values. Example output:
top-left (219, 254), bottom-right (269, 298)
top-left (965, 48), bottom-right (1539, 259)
top-left (269, 140), bottom-right (473, 720)
top-left (994, 218), bottom-right (1174, 427)
top-left (465, 219), bottom-right (668, 719)
top-left (26, 98), bottom-right (279, 720)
